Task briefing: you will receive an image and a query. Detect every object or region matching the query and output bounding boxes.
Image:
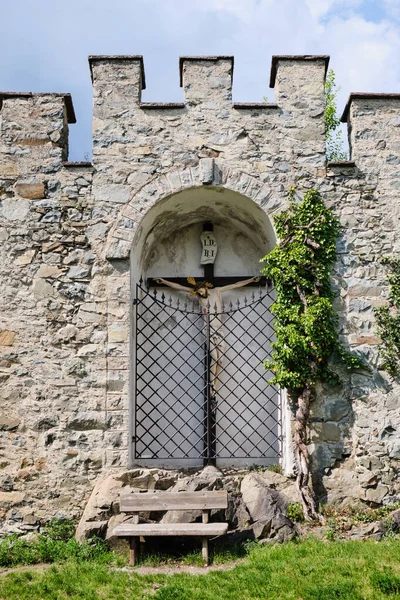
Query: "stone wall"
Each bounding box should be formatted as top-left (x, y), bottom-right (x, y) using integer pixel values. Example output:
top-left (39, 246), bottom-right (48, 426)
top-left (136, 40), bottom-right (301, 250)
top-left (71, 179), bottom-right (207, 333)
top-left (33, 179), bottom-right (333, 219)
top-left (0, 55), bottom-right (399, 535)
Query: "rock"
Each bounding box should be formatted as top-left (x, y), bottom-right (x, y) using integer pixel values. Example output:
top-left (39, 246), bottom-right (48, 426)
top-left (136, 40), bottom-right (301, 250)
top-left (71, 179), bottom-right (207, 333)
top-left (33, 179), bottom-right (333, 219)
top-left (256, 471), bottom-right (298, 505)
top-left (161, 466), bottom-right (223, 524)
top-left (226, 494), bottom-right (251, 529)
top-left (349, 521), bottom-right (385, 541)
top-left (67, 413), bottom-right (107, 431)
top-left (14, 250), bottom-right (36, 266)
top-left (366, 485), bottom-right (389, 504)
top-left (68, 265), bottom-right (91, 279)
top-left (32, 278), bottom-right (57, 299)
top-left (0, 416), bottom-right (20, 431)
top-left (391, 509), bottom-right (400, 532)
top-left (75, 472), bottom-right (125, 541)
top-left (34, 416), bottom-right (59, 431)
top-left (200, 158), bottom-right (214, 184)
top-left (241, 473), bottom-right (296, 542)
top-left (1, 198), bottom-right (30, 221)
top-left (77, 520), bottom-right (108, 540)
top-left (94, 185), bottom-right (131, 204)
top-left (55, 324), bottom-right (77, 342)
top-left (36, 265), bottom-right (62, 278)
top-left (0, 330), bottom-right (16, 346)
top-left (0, 162), bottom-right (19, 177)
top-left (322, 465), bottom-right (366, 506)
top-left (15, 183), bottom-right (45, 199)
top-left (0, 492), bottom-right (25, 505)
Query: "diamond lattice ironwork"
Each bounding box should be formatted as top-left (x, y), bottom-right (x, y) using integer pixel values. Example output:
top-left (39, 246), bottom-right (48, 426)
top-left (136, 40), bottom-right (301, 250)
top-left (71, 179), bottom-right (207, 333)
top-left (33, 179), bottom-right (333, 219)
top-left (133, 281), bottom-right (282, 463)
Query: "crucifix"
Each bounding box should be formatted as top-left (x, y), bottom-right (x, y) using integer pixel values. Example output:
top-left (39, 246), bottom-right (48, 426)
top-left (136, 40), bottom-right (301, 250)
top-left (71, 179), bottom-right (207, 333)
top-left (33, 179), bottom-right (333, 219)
top-left (148, 222), bottom-right (266, 465)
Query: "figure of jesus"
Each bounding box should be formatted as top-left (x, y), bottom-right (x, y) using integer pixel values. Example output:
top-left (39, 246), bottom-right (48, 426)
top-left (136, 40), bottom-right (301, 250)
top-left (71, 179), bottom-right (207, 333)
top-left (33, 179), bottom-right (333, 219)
top-left (155, 276), bottom-right (260, 400)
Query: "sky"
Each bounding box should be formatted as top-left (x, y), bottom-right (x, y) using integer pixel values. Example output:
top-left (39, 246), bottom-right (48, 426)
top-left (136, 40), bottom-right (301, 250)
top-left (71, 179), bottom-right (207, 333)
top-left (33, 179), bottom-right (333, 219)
top-left (1, 0), bottom-right (399, 161)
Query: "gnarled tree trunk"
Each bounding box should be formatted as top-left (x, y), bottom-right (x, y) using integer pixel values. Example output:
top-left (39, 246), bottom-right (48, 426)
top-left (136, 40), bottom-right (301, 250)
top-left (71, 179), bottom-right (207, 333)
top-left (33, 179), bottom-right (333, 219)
top-left (294, 384), bottom-right (319, 520)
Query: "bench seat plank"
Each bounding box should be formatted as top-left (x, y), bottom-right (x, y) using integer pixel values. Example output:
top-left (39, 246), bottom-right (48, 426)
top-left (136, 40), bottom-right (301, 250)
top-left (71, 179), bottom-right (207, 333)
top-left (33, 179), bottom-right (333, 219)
top-left (120, 490), bottom-right (227, 512)
top-left (113, 522), bottom-right (228, 537)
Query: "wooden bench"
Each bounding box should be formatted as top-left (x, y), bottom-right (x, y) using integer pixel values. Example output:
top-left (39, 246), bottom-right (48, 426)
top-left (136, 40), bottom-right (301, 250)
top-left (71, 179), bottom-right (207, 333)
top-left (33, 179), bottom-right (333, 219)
top-left (113, 490), bottom-right (228, 566)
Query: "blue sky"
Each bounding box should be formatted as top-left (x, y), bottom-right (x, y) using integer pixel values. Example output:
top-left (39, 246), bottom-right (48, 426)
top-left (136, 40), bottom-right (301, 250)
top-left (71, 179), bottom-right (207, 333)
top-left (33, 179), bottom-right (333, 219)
top-left (1, 0), bottom-right (399, 160)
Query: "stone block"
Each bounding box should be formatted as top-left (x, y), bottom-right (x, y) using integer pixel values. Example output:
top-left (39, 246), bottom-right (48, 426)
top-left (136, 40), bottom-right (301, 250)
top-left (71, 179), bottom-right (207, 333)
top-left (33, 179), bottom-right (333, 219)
top-left (108, 324), bottom-right (128, 343)
top-left (200, 158), bottom-right (214, 184)
top-left (14, 249), bottom-right (36, 266)
top-left (0, 162), bottom-right (19, 177)
top-left (67, 412), bottom-right (107, 431)
top-left (0, 330), bottom-right (16, 346)
top-left (0, 492), bottom-right (25, 505)
top-left (32, 278), bottom-right (57, 299)
top-left (94, 185), bottom-right (130, 204)
top-left (1, 198), bottom-right (30, 221)
top-left (0, 415), bottom-right (20, 430)
top-left (37, 265), bottom-right (62, 278)
top-left (15, 183), bottom-right (45, 199)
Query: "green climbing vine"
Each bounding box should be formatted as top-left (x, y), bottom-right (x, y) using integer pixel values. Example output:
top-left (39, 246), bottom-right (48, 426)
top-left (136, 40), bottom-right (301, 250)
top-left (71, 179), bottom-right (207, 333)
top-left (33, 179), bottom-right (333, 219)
top-left (374, 255), bottom-right (400, 377)
top-left (325, 69), bottom-right (347, 162)
top-left (261, 188), bottom-right (363, 520)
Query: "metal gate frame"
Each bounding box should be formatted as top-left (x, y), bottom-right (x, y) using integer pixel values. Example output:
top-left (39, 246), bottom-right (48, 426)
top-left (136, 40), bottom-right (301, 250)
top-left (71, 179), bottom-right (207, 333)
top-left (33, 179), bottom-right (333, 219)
top-left (132, 279), bottom-right (282, 464)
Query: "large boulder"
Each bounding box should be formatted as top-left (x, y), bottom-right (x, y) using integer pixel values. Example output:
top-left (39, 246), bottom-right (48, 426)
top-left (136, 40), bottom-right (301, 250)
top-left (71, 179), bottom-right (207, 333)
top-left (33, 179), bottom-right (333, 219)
top-left (160, 465), bottom-right (223, 524)
top-left (391, 509), bottom-right (400, 532)
top-left (240, 473), bottom-right (296, 542)
top-left (76, 468), bottom-right (180, 541)
top-left (76, 467), bottom-right (296, 545)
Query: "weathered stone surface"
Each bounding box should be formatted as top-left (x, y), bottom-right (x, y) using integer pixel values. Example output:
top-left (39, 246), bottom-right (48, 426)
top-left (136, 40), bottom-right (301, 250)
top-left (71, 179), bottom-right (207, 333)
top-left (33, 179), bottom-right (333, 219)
top-left (32, 278), bottom-right (57, 299)
top-left (14, 250), bottom-right (36, 266)
top-left (349, 521), bottom-right (385, 541)
top-left (391, 509), bottom-right (400, 532)
top-left (241, 473), bottom-right (296, 542)
top-left (94, 185), bottom-right (130, 204)
top-left (0, 162), bottom-right (19, 177)
top-left (36, 265), bottom-right (62, 278)
top-left (67, 413), bottom-right (107, 431)
top-left (0, 415), bottom-right (20, 430)
top-left (161, 466), bottom-right (223, 525)
top-left (14, 183), bottom-right (45, 199)
top-left (0, 330), bottom-right (16, 346)
top-left (0, 492), bottom-right (25, 505)
top-left (1, 198), bottom-right (30, 221)
top-left (0, 55), bottom-right (399, 538)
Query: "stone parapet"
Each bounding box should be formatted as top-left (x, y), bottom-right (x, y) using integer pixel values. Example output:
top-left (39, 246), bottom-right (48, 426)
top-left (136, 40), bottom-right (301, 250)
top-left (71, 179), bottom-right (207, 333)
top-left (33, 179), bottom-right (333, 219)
top-left (0, 93), bottom-right (73, 174)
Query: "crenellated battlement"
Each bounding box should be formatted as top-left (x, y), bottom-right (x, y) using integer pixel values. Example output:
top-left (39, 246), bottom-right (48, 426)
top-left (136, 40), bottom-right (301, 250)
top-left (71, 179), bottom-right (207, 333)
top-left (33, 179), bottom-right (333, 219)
top-left (0, 91), bottom-right (75, 174)
top-left (341, 93), bottom-right (400, 170)
top-left (1, 55), bottom-right (400, 171)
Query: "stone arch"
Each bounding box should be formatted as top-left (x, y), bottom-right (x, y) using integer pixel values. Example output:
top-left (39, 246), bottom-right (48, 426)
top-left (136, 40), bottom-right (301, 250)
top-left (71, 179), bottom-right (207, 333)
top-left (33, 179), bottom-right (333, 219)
top-left (104, 161), bottom-right (283, 261)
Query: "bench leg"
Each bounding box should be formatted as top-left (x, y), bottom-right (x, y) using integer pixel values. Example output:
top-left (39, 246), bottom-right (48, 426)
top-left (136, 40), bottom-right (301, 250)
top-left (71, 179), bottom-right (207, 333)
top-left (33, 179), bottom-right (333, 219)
top-left (202, 537), bottom-right (209, 566)
top-left (129, 537), bottom-right (138, 567)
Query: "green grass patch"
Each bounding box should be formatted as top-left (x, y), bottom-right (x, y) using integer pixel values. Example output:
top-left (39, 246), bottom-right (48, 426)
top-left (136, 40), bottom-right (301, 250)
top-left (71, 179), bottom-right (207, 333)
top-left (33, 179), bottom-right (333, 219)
top-left (1, 538), bottom-right (400, 599)
top-left (0, 518), bottom-right (115, 568)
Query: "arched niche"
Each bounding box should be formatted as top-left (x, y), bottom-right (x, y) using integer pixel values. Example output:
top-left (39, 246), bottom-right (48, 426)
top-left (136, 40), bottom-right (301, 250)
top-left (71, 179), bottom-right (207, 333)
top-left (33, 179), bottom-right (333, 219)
top-left (130, 186), bottom-right (284, 469)
top-left (131, 186), bottom-right (275, 282)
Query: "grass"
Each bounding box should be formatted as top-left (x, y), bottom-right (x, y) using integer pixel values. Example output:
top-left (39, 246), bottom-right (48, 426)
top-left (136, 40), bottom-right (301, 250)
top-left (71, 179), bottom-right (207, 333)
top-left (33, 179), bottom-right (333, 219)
top-left (1, 538), bottom-right (400, 599)
top-left (0, 519), bottom-right (115, 568)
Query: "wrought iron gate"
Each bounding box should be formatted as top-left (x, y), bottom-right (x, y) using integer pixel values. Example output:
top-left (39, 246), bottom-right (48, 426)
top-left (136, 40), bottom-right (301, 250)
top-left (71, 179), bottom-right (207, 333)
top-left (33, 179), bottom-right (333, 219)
top-left (133, 280), bottom-right (281, 464)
